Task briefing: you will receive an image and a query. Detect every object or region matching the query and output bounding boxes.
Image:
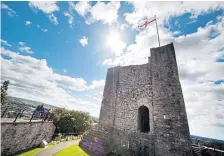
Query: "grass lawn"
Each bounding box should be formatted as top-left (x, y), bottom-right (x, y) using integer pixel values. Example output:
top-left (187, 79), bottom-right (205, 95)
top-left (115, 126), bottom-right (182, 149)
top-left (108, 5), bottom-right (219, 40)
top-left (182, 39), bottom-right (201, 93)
top-left (18, 143), bottom-right (55, 156)
top-left (53, 145), bottom-right (89, 156)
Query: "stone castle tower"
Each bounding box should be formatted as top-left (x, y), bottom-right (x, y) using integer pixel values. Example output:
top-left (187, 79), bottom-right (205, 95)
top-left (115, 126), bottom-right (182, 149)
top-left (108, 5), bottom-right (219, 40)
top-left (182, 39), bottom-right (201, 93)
top-left (80, 43), bottom-right (192, 156)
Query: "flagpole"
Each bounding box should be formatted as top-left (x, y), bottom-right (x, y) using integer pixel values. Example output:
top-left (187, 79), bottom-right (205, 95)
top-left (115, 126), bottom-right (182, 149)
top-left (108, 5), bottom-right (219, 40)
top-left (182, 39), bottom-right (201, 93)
top-left (155, 15), bottom-right (160, 47)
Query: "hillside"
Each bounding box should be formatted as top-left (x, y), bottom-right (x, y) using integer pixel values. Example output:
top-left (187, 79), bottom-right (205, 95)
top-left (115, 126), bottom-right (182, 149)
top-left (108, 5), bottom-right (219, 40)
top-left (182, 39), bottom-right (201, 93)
top-left (191, 135), bottom-right (224, 142)
top-left (6, 96), bottom-right (99, 121)
top-left (7, 96), bottom-right (59, 110)
top-left (191, 135), bottom-right (224, 150)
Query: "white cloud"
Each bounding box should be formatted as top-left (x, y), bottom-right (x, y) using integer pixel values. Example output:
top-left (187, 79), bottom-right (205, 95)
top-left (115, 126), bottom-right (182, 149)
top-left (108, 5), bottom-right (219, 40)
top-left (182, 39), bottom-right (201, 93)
top-left (74, 1), bottom-right (91, 17)
top-left (18, 42), bottom-right (25, 46)
top-left (88, 80), bottom-right (105, 92)
top-left (53, 73), bottom-right (87, 91)
top-left (206, 20), bottom-right (213, 26)
top-left (103, 26), bottom-right (160, 66)
top-left (62, 2), bottom-right (76, 27)
top-left (28, 1), bottom-right (59, 14)
top-left (48, 14), bottom-right (58, 25)
top-left (1, 39), bottom-right (12, 47)
top-left (41, 28), bottom-right (48, 32)
top-left (1, 47), bottom-right (102, 117)
top-left (25, 21), bottom-right (31, 26)
top-left (102, 58), bottom-right (113, 66)
top-left (64, 12), bottom-right (74, 27)
top-left (173, 30), bottom-right (181, 35)
top-left (29, 1), bottom-right (59, 25)
top-left (19, 47), bottom-right (33, 54)
top-left (33, 25), bottom-right (48, 32)
top-left (90, 2), bottom-right (120, 25)
top-left (74, 1), bottom-right (120, 25)
top-left (79, 36), bottom-right (88, 47)
top-left (125, 1), bottom-right (224, 28)
top-left (187, 19), bottom-right (197, 24)
top-left (85, 94), bottom-right (102, 103)
top-left (1, 3), bottom-right (17, 17)
top-left (18, 42), bottom-right (33, 54)
top-left (85, 80), bottom-right (105, 104)
top-left (106, 30), bottom-right (127, 56)
top-left (63, 69), bottom-right (67, 73)
top-left (182, 81), bottom-right (224, 139)
top-left (120, 23), bottom-right (129, 31)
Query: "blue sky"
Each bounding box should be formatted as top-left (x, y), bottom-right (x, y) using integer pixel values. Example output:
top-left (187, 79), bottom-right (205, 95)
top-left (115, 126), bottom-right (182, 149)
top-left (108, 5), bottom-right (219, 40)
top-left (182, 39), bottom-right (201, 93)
top-left (2, 2), bottom-right (108, 81)
top-left (1, 1), bottom-right (224, 140)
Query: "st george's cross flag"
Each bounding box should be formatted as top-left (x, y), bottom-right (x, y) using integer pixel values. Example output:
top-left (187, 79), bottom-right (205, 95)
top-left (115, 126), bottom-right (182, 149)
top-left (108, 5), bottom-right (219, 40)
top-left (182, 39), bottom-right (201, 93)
top-left (138, 17), bottom-right (156, 28)
top-left (138, 15), bottom-right (160, 47)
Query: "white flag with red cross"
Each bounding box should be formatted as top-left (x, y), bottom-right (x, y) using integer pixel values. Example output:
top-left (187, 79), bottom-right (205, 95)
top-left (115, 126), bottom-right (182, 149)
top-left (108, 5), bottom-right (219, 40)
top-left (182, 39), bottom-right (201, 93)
top-left (138, 15), bottom-right (160, 47)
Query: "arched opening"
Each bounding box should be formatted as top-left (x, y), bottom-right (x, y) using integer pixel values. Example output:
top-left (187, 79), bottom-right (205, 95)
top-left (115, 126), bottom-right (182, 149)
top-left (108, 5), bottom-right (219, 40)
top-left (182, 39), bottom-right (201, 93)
top-left (138, 106), bottom-right (150, 133)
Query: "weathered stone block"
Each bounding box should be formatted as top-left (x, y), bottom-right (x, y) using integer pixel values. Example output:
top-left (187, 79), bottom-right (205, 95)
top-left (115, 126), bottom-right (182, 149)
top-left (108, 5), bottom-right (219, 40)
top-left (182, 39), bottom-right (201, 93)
top-left (39, 139), bottom-right (48, 148)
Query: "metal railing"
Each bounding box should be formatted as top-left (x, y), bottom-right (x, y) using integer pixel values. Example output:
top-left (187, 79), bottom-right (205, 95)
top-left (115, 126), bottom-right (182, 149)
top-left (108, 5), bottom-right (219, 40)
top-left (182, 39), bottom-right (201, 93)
top-left (1, 104), bottom-right (53, 122)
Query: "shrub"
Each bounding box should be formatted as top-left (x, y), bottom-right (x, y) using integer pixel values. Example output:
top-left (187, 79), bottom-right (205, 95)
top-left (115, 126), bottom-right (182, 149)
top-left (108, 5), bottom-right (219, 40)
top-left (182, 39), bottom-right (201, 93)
top-left (52, 108), bottom-right (93, 134)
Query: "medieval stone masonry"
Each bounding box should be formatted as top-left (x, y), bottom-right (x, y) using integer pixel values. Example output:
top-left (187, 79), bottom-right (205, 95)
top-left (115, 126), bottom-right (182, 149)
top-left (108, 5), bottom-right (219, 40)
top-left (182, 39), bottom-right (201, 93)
top-left (80, 43), bottom-right (192, 156)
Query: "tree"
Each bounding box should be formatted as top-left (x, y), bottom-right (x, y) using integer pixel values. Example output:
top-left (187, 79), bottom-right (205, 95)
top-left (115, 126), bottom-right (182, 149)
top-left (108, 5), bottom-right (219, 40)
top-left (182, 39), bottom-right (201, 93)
top-left (52, 108), bottom-right (93, 134)
top-left (1, 80), bottom-right (10, 105)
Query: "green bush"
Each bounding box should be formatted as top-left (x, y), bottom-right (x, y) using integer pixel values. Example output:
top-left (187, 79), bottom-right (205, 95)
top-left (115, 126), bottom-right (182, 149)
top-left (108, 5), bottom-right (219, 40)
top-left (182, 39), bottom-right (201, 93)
top-left (52, 108), bottom-right (93, 134)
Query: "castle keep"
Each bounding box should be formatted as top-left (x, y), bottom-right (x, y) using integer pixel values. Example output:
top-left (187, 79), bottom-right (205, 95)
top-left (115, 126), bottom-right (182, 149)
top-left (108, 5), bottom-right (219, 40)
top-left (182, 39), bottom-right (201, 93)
top-left (80, 43), bottom-right (192, 156)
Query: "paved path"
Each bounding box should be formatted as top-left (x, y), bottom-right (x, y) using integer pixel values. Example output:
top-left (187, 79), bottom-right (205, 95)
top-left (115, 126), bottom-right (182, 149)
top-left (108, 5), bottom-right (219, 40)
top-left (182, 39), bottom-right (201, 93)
top-left (35, 140), bottom-right (80, 156)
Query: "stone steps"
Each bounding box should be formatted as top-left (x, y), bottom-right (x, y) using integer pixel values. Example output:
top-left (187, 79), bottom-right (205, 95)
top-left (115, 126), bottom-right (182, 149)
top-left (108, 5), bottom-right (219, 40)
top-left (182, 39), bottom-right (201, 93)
top-left (79, 140), bottom-right (105, 155)
top-left (82, 134), bottom-right (105, 145)
top-left (79, 129), bottom-right (107, 156)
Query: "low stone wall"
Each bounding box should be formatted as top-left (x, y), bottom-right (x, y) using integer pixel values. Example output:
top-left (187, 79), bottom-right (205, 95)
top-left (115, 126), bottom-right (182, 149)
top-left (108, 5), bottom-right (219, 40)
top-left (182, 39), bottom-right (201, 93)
top-left (1, 121), bottom-right (55, 156)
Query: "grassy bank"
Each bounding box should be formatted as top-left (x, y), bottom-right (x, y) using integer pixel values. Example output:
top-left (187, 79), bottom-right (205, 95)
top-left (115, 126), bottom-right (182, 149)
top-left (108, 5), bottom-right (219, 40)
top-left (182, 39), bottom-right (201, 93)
top-left (53, 145), bottom-right (88, 156)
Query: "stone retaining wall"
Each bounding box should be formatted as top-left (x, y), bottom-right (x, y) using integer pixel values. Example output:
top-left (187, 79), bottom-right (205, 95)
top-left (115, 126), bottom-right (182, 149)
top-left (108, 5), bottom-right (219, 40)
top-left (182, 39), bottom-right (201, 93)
top-left (1, 121), bottom-right (55, 156)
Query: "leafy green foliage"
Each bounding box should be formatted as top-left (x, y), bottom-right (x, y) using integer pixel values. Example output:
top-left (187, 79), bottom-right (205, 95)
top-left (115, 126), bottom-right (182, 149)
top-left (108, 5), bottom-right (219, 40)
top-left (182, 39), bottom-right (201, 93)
top-left (53, 108), bottom-right (93, 134)
top-left (52, 134), bottom-right (83, 144)
top-left (1, 80), bottom-right (10, 105)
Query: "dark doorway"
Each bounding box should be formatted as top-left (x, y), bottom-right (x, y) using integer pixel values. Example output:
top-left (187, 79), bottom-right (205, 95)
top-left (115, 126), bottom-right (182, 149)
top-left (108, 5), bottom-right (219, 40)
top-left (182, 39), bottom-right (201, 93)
top-left (138, 106), bottom-right (150, 132)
